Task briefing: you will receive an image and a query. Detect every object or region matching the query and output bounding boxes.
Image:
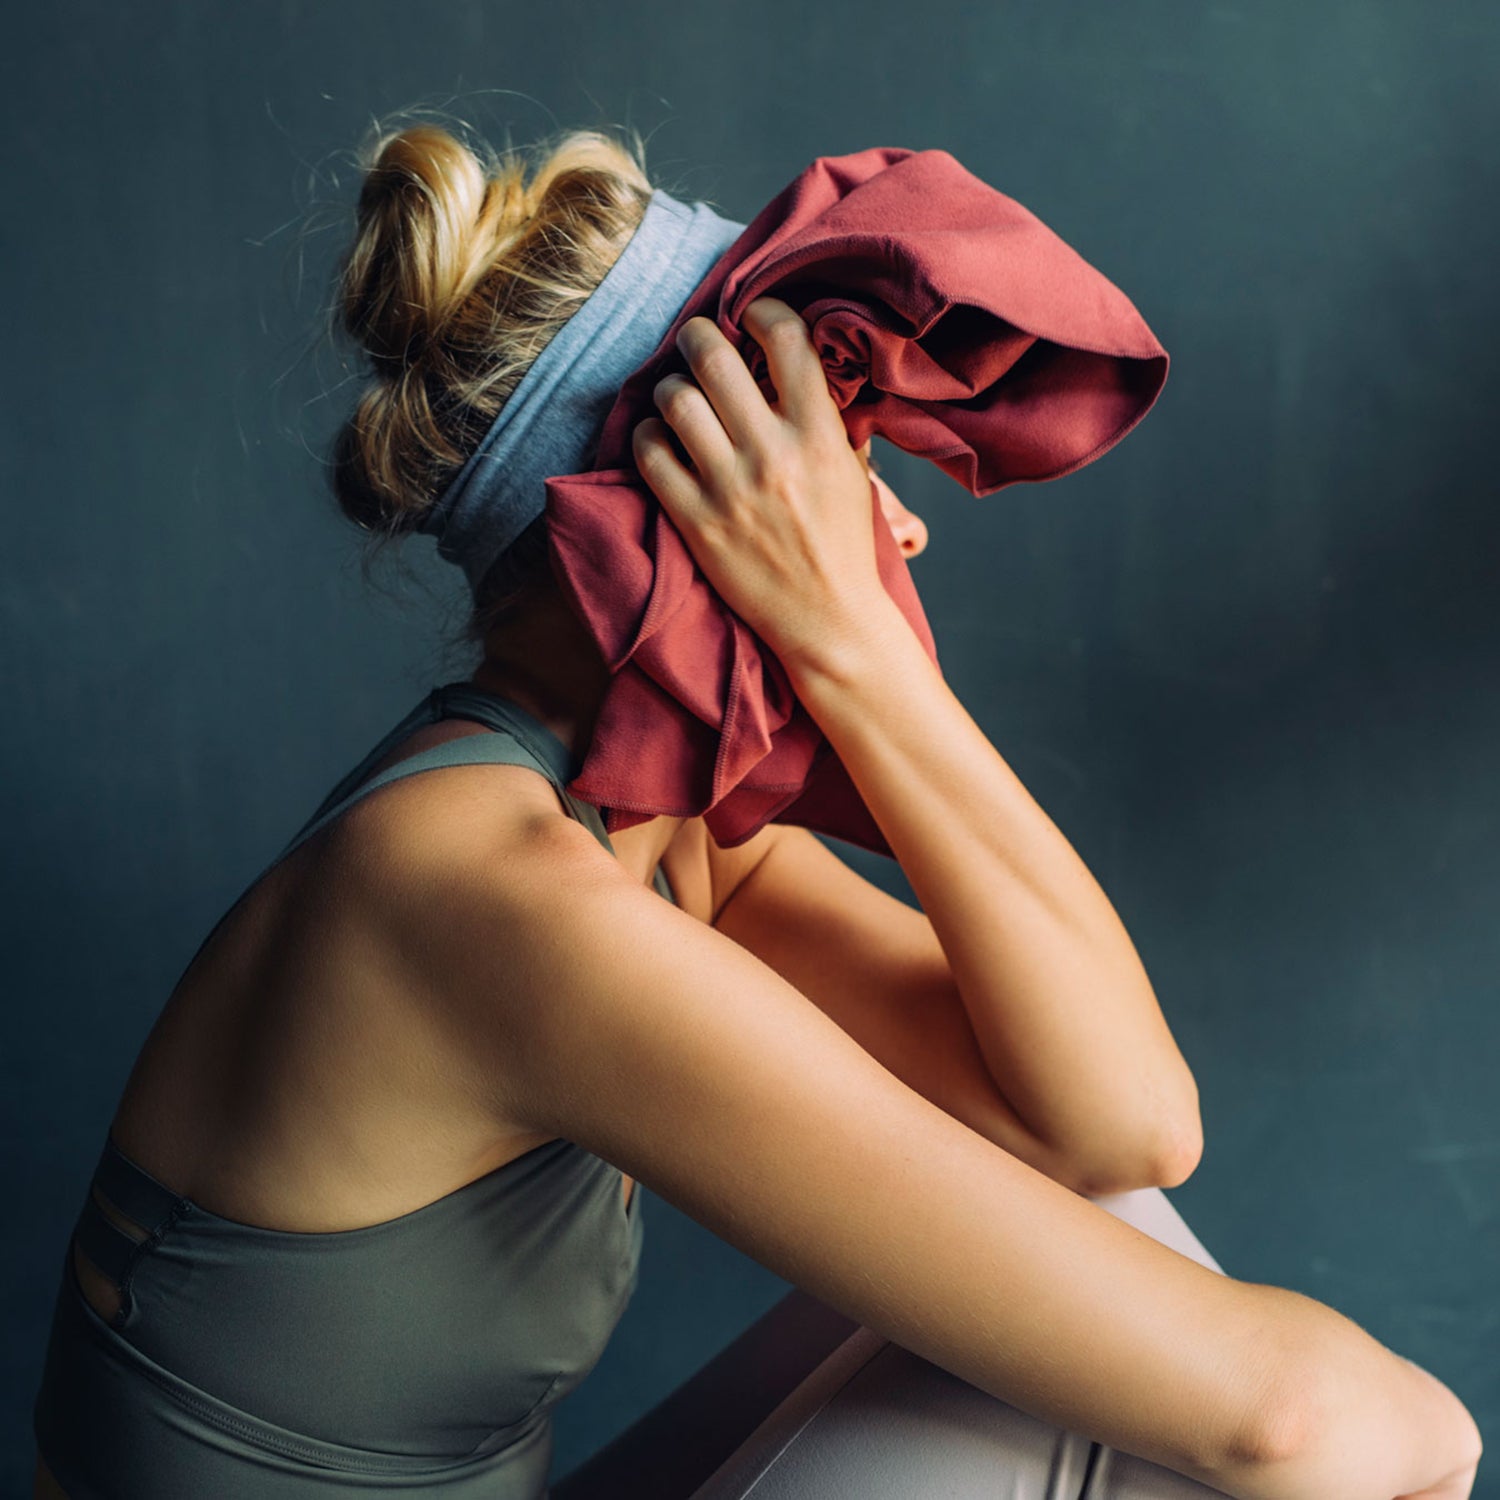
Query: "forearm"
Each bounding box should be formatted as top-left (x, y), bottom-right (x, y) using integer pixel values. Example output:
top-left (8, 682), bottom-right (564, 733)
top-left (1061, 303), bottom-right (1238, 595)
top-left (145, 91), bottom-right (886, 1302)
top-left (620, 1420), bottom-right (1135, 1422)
top-left (782, 598), bottom-right (1199, 1187)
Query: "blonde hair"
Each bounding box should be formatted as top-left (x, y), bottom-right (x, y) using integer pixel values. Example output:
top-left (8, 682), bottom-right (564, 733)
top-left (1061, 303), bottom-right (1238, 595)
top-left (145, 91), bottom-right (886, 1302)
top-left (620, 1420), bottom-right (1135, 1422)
top-left (328, 115), bottom-right (656, 644)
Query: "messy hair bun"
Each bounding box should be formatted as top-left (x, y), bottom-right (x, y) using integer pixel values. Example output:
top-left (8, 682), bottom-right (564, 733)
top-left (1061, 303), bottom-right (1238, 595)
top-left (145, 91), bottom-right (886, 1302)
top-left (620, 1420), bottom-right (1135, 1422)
top-left (328, 116), bottom-right (655, 641)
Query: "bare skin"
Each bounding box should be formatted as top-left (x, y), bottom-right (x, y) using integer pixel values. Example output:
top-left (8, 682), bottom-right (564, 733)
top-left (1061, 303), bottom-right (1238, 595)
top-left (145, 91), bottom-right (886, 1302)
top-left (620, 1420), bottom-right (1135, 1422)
top-left (31, 390), bottom-right (930, 1500)
top-left (34, 298), bottom-right (1480, 1498)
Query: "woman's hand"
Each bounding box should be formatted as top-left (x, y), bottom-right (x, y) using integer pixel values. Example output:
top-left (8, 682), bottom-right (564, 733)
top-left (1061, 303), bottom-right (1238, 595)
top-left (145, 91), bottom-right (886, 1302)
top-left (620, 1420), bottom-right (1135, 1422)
top-left (631, 295), bottom-right (891, 671)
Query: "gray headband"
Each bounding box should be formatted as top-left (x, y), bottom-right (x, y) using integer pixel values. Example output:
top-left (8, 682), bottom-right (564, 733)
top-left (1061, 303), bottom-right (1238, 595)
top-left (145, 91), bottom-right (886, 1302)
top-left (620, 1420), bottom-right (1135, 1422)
top-left (418, 187), bottom-right (748, 595)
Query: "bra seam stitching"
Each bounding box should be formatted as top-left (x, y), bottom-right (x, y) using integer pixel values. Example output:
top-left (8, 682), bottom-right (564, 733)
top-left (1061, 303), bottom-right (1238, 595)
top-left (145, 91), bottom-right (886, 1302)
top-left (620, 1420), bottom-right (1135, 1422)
top-left (111, 1197), bottom-right (190, 1332)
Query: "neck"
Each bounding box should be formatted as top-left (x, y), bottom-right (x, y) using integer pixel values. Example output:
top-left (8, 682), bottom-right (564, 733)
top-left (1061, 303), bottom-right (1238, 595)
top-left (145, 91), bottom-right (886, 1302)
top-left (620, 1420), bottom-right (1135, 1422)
top-left (467, 591), bottom-right (610, 765)
top-left (465, 588), bottom-right (689, 880)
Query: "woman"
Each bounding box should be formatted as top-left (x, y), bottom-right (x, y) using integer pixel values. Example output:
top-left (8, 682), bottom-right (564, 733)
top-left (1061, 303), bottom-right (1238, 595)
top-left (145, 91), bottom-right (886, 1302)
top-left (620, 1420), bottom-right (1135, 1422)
top-left (32, 120), bottom-right (1481, 1499)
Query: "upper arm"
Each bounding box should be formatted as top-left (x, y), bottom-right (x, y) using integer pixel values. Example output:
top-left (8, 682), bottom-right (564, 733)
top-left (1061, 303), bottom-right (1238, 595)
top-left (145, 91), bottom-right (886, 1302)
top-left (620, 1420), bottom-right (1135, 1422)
top-left (694, 821), bottom-right (1145, 1194)
top-left (398, 815), bottom-right (1276, 1478)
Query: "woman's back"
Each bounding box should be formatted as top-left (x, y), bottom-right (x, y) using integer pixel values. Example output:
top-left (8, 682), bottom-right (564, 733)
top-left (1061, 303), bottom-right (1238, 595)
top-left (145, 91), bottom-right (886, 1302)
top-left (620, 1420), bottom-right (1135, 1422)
top-left (33, 681), bottom-right (686, 1498)
top-left (99, 691), bottom-right (673, 1235)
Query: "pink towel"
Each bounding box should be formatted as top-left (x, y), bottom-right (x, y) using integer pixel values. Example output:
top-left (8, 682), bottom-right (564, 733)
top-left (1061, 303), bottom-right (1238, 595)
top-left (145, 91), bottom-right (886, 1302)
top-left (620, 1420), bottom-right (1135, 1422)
top-left (544, 146), bottom-right (1169, 856)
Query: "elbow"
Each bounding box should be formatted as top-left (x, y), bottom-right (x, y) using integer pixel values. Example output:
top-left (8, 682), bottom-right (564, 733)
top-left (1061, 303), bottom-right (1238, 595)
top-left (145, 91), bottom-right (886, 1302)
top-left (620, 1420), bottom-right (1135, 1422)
top-left (1140, 1074), bottom-right (1206, 1190)
top-left (1073, 1110), bottom-right (1205, 1197)
top-left (1152, 1110), bottom-right (1205, 1187)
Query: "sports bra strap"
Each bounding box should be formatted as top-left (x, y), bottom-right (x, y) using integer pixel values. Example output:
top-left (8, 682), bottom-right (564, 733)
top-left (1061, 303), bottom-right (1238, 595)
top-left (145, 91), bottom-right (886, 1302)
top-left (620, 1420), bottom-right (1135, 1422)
top-left (274, 734), bottom-right (585, 871)
top-left (247, 683), bottom-right (674, 905)
top-left (426, 683), bottom-right (625, 860)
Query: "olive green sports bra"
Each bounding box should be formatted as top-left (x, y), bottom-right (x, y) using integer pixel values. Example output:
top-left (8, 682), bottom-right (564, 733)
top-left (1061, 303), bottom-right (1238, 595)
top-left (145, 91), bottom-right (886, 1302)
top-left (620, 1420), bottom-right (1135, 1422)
top-left (33, 680), bottom-right (667, 1498)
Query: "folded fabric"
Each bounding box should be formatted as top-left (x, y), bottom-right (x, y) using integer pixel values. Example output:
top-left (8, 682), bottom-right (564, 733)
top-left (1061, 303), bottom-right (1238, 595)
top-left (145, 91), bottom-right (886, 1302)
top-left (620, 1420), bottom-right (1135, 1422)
top-left (543, 145), bottom-right (1169, 856)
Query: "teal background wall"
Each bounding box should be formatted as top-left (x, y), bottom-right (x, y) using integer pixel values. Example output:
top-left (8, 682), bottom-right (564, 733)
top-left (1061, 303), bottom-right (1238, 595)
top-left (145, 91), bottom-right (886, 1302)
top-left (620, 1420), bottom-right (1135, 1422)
top-left (4, 1), bottom-right (1496, 1491)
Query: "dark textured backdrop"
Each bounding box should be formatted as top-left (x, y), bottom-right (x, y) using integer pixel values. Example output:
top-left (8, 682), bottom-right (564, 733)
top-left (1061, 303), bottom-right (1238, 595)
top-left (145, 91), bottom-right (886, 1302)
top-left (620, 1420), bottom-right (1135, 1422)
top-left (4, 1), bottom-right (1497, 1491)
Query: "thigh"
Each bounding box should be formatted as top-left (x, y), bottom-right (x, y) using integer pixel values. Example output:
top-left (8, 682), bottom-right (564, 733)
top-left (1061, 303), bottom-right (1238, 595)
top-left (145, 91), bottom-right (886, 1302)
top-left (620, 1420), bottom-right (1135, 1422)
top-left (687, 1186), bottom-right (1234, 1500)
top-left (1088, 1184), bottom-right (1227, 1278)
top-left (689, 1324), bottom-right (1235, 1500)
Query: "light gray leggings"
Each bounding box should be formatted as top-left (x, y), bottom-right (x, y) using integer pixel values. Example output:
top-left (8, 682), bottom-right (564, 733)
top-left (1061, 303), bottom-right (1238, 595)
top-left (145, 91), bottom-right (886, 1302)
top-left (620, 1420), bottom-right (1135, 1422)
top-left (686, 1185), bottom-right (1235, 1499)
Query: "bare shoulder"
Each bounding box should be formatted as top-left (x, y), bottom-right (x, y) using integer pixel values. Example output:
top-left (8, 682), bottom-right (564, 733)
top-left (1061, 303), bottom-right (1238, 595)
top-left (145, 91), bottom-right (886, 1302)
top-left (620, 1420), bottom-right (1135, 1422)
top-left (322, 748), bottom-right (581, 923)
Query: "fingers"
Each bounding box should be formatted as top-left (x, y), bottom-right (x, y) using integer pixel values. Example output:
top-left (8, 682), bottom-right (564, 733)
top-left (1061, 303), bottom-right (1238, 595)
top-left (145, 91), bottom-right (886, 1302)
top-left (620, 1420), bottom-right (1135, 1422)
top-left (635, 298), bottom-right (842, 520)
top-left (648, 370), bottom-right (737, 486)
top-left (631, 416), bottom-right (711, 525)
top-left (672, 315), bottom-right (782, 456)
top-left (740, 297), bottom-right (841, 439)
